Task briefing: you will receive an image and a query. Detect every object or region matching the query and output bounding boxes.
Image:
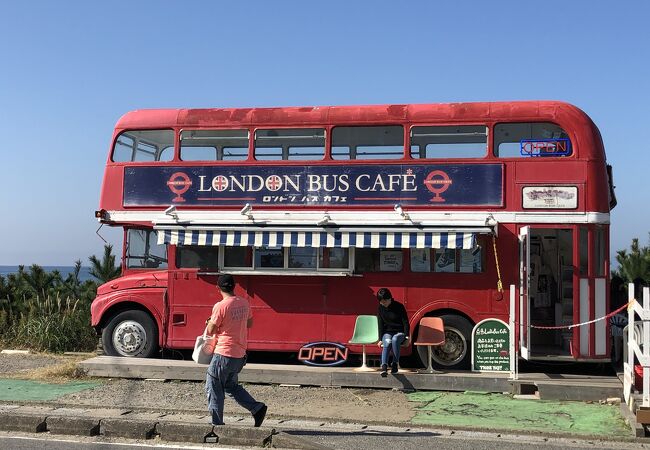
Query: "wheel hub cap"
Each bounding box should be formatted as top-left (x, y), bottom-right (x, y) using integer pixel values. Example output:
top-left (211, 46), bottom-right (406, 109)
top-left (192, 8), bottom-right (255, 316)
top-left (113, 320), bottom-right (146, 356)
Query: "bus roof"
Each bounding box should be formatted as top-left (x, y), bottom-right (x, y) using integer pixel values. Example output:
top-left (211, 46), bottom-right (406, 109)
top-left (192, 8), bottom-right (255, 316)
top-left (115, 101), bottom-right (596, 130)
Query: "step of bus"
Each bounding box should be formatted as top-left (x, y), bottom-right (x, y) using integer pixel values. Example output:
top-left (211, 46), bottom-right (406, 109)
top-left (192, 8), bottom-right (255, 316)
top-left (78, 357), bottom-right (622, 402)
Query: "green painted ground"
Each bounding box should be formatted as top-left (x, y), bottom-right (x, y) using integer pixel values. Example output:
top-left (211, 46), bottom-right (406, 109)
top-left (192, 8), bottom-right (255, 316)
top-left (0, 379), bottom-right (100, 401)
top-left (408, 391), bottom-right (630, 438)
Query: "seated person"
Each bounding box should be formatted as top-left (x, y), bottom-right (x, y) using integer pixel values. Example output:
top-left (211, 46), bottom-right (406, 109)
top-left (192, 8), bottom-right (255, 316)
top-left (376, 288), bottom-right (409, 377)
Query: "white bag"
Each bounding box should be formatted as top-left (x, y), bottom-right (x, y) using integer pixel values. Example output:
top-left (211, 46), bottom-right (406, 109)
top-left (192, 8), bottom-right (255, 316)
top-left (192, 327), bottom-right (216, 364)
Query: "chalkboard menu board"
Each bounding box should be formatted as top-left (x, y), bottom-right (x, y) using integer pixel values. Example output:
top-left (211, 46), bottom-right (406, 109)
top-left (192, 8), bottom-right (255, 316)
top-left (471, 319), bottom-right (511, 372)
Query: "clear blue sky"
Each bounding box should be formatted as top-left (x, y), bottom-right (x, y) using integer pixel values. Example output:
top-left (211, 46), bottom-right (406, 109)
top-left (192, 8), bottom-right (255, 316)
top-left (0, 1), bottom-right (648, 266)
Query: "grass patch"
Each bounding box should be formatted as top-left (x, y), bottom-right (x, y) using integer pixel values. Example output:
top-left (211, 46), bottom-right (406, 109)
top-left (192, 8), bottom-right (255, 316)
top-left (408, 391), bottom-right (630, 438)
top-left (0, 378), bottom-right (100, 401)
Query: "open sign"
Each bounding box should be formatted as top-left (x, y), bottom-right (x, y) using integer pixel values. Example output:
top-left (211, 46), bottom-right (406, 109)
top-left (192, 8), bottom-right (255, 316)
top-left (298, 342), bottom-right (349, 367)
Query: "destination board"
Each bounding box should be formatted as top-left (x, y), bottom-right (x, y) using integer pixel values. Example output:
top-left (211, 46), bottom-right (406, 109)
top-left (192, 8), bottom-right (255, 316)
top-left (123, 164), bottom-right (503, 207)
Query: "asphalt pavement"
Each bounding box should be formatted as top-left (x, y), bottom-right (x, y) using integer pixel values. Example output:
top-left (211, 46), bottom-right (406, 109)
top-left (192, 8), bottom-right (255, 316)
top-left (0, 427), bottom-right (645, 450)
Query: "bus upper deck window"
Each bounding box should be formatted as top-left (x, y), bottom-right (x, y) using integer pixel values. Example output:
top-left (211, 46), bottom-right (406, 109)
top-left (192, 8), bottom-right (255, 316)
top-left (112, 130), bottom-right (174, 162)
top-left (254, 128), bottom-right (325, 161)
top-left (410, 125), bottom-right (487, 159)
top-left (494, 122), bottom-right (572, 158)
top-left (180, 129), bottom-right (249, 161)
top-left (332, 126), bottom-right (404, 160)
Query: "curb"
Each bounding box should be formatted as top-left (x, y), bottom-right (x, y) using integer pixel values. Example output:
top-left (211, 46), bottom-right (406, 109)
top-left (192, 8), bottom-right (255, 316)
top-left (0, 412), bottom-right (47, 433)
top-left (101, 417), bottom-right (157, 440)
top-left (48, 415), bottom-right (101, 436)
top-left (620, 402), bottom-right (647, 438)
top-left (157, 422), bottom-right (275, 447)
top-left (1, 400), bottom-right (642, 444)
top-left (0, 408), bottom-right (324, 449)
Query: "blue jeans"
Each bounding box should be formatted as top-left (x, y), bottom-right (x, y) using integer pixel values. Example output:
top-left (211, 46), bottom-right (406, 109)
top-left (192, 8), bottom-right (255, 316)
top-left (381, 332), bottom-right (406, 367)
top-left (205, 353), bottom-right (264, 426)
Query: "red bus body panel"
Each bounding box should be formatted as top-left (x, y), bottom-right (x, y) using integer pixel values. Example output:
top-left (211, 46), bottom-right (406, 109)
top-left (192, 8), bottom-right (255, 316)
top-left (92, 101), bottom-right (613, 362)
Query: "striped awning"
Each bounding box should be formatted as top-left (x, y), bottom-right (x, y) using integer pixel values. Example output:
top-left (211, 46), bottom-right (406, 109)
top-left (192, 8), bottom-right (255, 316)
top-left (157, 229), bottom-right (476, 249)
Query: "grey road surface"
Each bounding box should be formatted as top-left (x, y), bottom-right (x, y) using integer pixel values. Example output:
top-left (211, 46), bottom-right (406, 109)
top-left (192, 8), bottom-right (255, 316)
top-left (0, 433), bottom-right (224, 449)
top-left (290, 427), bottom-right (644, 450)
top-left (0, 430), bottom-right (645, 450)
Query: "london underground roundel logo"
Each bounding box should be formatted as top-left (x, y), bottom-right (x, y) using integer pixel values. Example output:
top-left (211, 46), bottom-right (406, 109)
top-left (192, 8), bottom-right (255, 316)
top-left (167, 172), bottom-right (192, 203)
top-left (423, 170), bottom-right (452, 202)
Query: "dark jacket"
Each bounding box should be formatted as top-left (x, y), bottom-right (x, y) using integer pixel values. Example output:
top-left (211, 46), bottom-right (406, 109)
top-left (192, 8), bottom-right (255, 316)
top-left (377, 300), bottom-right (409, 337)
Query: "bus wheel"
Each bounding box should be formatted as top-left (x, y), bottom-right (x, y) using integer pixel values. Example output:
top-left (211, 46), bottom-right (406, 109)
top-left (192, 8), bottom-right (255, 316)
top-left (416, 314), bottom-right (472, 370)
top-left (102, 310), bottom-right (159, 358)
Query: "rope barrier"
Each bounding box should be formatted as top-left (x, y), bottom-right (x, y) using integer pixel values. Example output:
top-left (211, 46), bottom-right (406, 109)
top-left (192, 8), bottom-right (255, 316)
top-left (528, 300), bottom-right (633, 330)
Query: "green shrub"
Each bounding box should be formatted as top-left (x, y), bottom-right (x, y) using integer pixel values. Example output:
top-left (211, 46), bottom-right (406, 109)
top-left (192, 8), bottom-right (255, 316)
top-left (0, 294), bottom-right (97, 353)
top-left (0, 247), bottom-right (122, 353)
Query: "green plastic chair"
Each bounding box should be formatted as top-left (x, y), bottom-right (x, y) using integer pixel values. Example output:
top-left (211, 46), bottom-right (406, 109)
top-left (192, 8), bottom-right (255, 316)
top-left (349, 315), bottom-right (380, 371)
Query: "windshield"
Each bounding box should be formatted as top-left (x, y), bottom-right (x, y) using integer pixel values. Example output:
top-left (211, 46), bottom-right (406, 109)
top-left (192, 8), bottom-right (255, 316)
top-left (125, 229), bottom-right (168, 269)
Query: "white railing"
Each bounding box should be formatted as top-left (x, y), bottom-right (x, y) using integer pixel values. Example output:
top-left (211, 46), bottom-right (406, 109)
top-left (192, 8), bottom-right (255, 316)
top-left (624, 284), bottom-right (650, 408)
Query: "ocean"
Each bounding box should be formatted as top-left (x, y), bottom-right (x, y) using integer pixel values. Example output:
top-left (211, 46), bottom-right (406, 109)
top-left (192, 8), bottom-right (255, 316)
top-left (0, 266), bottom-right (95, 282)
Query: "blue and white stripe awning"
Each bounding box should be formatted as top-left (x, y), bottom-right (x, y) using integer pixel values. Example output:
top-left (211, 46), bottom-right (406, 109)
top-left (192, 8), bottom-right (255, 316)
top-left (156, 229), bottom-right (476, 249)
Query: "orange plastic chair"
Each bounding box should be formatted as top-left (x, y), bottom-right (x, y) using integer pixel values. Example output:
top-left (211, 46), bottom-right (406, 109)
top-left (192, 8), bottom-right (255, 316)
top-left (414, 317), bottom-right (445, 373)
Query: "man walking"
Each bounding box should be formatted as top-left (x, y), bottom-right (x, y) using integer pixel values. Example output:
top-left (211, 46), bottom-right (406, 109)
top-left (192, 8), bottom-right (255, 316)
top-left (205, 274), bottom-right (267, 427)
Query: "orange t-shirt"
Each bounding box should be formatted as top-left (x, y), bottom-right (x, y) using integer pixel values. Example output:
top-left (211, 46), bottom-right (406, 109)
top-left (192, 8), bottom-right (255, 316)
top-left (210, 295), bottom-right (252, 358)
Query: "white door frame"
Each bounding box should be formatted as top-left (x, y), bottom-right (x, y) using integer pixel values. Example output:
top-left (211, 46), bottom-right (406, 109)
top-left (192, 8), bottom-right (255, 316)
top-left (519, 226), bottom-right (531, 360)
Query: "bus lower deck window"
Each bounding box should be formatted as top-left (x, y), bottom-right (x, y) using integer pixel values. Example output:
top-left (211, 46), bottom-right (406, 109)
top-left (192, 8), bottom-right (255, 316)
top-left (176, 246), bottom-right (219, 270)
top-left (410, 247), bottom-right (484, 273)
top-left (319, 248), bottom-right (349, 269)
top-left (355, 249), bottom-right (403, 272)
top-left (224, 246), bottom-right (253, 268)
top-left (256, 246), bottom-right (284, 268)
top-left (289, 248), bottom-right (317, 269)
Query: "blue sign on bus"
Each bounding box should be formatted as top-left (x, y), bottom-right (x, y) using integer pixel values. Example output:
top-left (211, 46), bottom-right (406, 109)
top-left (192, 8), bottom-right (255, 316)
top-left (123, 164), bottom-right (503, 207)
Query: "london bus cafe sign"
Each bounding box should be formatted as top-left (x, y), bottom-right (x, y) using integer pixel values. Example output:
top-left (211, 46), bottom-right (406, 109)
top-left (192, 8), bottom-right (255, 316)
top-left (123, 164), bottom-right (503, 206)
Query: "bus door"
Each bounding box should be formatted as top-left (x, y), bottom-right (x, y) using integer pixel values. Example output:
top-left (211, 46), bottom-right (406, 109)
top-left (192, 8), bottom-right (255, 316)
top-left (168, 246), bottom-right (221, 348)
top-left (521, 227), bottom-right (577, 359)
top-left (519, 226), bottom-right (531, 360)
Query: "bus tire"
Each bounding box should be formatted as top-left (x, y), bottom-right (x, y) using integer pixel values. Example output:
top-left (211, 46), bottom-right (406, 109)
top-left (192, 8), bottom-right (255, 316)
top-left (416, 314), bottom-right (472, 370)
top-left (101, 310), bottom-right (159, 358)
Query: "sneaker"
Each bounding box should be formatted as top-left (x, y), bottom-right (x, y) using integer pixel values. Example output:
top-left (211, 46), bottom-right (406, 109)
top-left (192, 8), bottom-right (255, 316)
top-left (391, 363), bottom-right (399, 374)
top-left (253, 404), bottom-right (267, 427)
top-left (380, 364), bottom-right (388, 378)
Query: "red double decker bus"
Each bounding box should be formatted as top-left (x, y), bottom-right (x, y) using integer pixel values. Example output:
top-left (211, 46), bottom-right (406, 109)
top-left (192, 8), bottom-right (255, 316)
top-left (92, 101), bottom-right (616, 369)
